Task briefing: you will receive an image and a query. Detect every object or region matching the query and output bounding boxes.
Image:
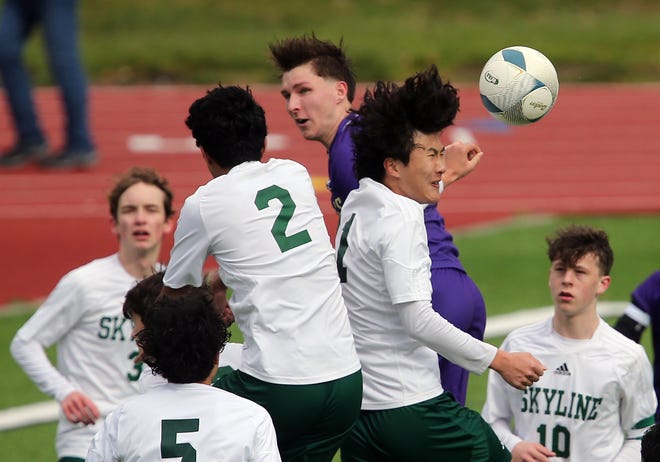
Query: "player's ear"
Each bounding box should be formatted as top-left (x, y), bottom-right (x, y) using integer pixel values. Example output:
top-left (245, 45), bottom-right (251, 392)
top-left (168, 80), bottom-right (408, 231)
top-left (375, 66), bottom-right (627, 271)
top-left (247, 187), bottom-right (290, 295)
top-left (335, 81), bottom-right (349, 103)
top-left (110, 217), bottom-right (119, 238)
top-left (383, 157), bottom-right (401, 178)
top-left (596, 275), bottom-right (611, 296)
top-left (163, 216), bottom-right (174, 235)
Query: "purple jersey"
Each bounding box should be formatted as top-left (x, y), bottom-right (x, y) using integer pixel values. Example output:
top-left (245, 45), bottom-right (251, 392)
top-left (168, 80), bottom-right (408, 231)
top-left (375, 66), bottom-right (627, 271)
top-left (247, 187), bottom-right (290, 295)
top-left (633, 270), bottom-right (660, 420)
top-left (632, 271), bottom-right (660, 316)
top-left (328, 113), bottom-right (485, 405)
top-left (425, 205), bottom-right (465, 272)
top-left (327, 112), bottom-right (360, 213)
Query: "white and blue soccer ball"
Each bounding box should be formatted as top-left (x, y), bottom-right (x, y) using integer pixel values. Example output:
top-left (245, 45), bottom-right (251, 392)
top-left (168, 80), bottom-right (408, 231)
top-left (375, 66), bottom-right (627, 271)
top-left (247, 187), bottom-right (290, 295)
top-left (479, 46), bottom-right (559, 125)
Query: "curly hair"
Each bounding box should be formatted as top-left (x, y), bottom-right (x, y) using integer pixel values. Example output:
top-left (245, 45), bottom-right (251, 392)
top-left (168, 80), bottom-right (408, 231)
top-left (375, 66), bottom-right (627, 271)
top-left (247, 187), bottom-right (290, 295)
top-left (546, 225), bottom-right (614, 275)
top-left (136, 288), bottom-right (231, 384)
top-left (108, 167), bottom-right (175, 221)
top-left (352, 65), bottom-right (459, 182)
top-left (642, 424), bottom-right (660, 462)
top-left (123, 271), bottom-right (164, 321)
top-left (185, 85), bottom-right (267, 170)
top-left (269, 33), bottom-right (357, 103)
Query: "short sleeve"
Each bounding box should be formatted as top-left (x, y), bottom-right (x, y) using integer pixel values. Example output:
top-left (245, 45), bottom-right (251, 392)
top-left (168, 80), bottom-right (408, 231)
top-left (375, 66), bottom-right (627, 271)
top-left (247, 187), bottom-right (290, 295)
top-left (164, 194), bottom-right (211, 289)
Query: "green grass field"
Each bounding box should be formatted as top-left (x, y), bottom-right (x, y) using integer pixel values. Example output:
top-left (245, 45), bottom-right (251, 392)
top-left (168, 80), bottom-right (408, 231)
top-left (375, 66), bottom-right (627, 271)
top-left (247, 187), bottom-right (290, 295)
top-left (18, 0), bottom-right (660, 85)
top-left (1, 214), bottom-right (658, 460)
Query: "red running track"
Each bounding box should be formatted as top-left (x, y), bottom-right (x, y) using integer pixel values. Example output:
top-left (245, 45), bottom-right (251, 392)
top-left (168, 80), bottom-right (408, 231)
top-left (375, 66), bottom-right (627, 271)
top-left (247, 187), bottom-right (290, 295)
top-left (1, 84), bottom-right (660, 304)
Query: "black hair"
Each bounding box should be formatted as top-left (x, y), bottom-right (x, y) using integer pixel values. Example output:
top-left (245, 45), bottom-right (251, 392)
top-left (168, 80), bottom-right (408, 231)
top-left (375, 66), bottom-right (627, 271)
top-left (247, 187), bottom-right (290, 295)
top-left (352, 65), bottom-right (459, 182)
top-left (185, 84), bottom-right (267, 169)
top-left (135, 287), bottom-right (230, 384)
top-left (123, 271), bottom-right (164, 321)
top-left (642, 424), bottom-right (660, 462)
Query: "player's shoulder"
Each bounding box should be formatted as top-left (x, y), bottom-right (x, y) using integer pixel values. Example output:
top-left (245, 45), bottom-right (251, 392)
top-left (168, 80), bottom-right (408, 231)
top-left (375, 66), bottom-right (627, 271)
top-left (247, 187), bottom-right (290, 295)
top-left (638, 270), bottom-right (660, 292)
top-left (347, 178), bottom-right (423, 219)
top-left (502, 318), bottom-right (550, 349)
top-left (258, 157), bottom-right (300, 169)
top-left (58, 254), bottom-right (120, 286)
top-left (646, 270), bottom-right (660, 282)
top-left (598, 320), bottom-right (648, 359)
top-left (69, 254), bottom-right (117, 274)
top-left (208, 386), bottom-right (272, 417)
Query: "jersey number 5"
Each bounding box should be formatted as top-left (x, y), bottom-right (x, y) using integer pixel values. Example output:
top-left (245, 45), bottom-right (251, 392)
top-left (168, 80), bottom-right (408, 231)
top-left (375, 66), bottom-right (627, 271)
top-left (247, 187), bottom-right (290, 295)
top-left (255, 185), bottom-right (312, 252)
top-left (161, 419), bottom-right (199, 461)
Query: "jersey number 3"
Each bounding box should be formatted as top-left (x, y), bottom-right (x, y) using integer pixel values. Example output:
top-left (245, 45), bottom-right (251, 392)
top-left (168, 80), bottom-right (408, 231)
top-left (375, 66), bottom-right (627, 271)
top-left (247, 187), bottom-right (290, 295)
top-left (255, 185), bottom-right (312, 252)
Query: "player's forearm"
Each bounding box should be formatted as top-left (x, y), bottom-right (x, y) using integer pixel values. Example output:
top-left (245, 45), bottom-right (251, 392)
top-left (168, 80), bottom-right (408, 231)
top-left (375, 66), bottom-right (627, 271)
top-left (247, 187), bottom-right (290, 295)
top-left (490, 419), bottom-right (523, 453)
top-left (10, 335), bottom-right (76, 402)
top-left (397, 299), bottom-right (496, 374)
top-left (613, 302), bottom-right (649, 342)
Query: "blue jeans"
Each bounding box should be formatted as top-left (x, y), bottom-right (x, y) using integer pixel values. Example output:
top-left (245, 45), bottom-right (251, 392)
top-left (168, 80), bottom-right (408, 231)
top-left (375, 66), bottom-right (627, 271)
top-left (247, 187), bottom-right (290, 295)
top-left (0, 0), bottom-right (93, 152)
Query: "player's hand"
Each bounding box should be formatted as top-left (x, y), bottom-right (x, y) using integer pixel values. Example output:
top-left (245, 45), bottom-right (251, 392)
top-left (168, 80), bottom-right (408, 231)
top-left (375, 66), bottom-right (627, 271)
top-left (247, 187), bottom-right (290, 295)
top-left (491, 350), bottom-right (545, 390)
top-left (441, 141), bottom-right (484, 188)
top-left (61, 391), bottom-right (100, 425)
top-left (511, 441), bottom-right (556, 462)
top-left (216, 295), bottom-right (234, 327)
top-left (205, 270), bottom-right (234, 326)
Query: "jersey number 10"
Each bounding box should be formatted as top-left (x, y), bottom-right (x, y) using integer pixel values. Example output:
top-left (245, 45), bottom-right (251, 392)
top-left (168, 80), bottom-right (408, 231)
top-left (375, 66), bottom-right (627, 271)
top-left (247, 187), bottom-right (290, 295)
top-left (537, 423), bottom-right (570, 458)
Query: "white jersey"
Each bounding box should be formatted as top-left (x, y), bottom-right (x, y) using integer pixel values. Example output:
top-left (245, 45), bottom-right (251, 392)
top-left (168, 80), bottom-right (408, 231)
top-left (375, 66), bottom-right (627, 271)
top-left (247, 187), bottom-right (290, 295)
top-left (337, 178), bottom-right (493, 410)
top-left (164, 159), bottom-right (360, 385)
top-left (482, 317), bottom-right (657, 462)
top-left (87, 382), bottom-right (281, 462)
top-left (10, 254), bottom-right (145, 459)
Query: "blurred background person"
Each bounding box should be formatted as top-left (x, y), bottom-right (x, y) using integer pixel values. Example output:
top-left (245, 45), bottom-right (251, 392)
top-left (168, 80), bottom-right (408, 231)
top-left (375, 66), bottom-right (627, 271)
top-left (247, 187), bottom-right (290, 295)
top-left (0, 0), bottom-right (97, 169)
top-left (10, 167), bottom-right (174, 461)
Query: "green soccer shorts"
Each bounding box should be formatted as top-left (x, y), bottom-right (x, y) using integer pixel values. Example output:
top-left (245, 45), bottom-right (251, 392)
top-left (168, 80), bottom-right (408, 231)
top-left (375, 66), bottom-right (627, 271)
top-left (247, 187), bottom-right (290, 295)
top-left (340, 393), bottom-right (511, 462)
top-left (215, 369), bottom-right (363, 462)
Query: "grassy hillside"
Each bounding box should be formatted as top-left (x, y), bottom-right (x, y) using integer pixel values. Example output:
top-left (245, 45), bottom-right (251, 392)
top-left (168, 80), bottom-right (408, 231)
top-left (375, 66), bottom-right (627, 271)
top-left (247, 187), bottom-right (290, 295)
top-left (17, 0), bottom-right (660, 85)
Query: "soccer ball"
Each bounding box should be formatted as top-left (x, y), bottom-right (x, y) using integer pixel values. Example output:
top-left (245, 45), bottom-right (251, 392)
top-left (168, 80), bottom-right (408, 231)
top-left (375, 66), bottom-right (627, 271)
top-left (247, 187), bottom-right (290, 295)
top-left (479, 46), bottom-right (559, 125)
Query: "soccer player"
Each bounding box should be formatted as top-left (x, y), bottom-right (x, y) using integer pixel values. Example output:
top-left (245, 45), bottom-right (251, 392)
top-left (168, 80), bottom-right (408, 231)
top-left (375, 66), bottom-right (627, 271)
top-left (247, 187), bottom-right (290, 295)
top-left (120, 271), bottom-right (242, 393)
top-left (162, 84), bottom-right (362, 462)
top-left (614, 270), bottom-right (660, 421)
top-left (336, 64), bottom-right (544, 461)
top-left (10, 166), bottom-right (175, 461)
top-left (482, 225), bottom-right (657, 462)
top-left (87, 276), bottom-right (281, 461)
top-left (270, 33), bottom-right (486, 405)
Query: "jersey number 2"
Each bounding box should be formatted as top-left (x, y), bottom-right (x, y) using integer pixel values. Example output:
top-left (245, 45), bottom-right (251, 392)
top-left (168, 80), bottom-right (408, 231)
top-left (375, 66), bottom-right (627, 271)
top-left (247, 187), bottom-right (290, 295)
top-left (255, 185), bottom-right (312, 252)
top-left (161, 419), bottom-right (199, 461)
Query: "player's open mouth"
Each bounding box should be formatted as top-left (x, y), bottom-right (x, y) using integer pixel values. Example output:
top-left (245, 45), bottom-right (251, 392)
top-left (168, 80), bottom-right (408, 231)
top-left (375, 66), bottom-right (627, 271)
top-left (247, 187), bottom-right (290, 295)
top-left (295, 118), bottom-right (309, 126)
top-left (559, 291), bottom-right (573, 300)
top-left (133, 230), bottom-right (150, 239)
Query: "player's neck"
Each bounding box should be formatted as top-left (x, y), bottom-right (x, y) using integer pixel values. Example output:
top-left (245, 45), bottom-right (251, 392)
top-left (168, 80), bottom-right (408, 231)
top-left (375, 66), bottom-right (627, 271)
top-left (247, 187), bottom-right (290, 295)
top-left (321, 107), bottom-right (352, 149)
top-left (552, 309), bottom-right (600, 339)
top-left (118, 247), bottom-right (161, 279)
